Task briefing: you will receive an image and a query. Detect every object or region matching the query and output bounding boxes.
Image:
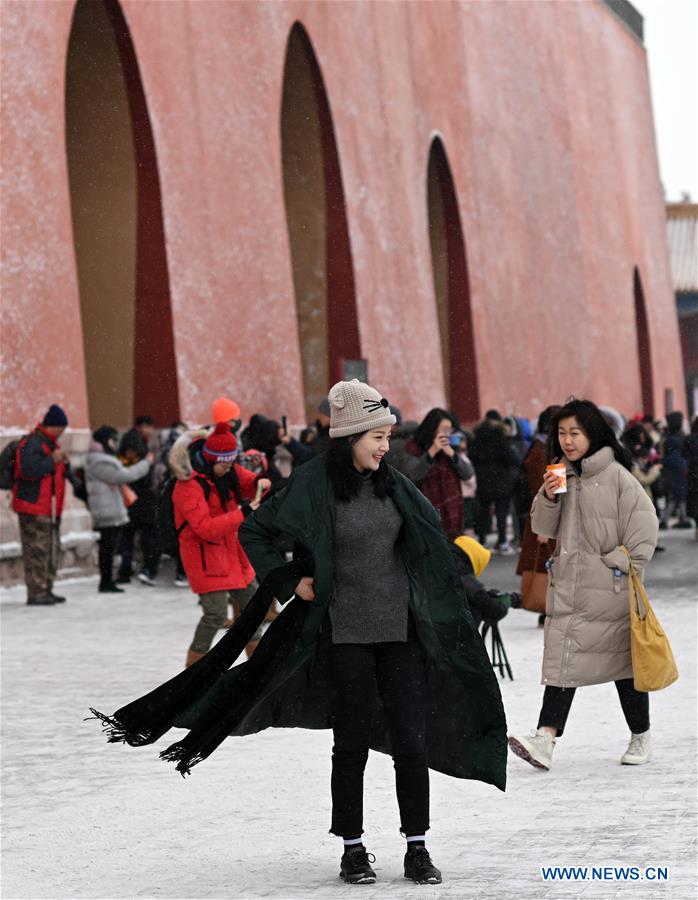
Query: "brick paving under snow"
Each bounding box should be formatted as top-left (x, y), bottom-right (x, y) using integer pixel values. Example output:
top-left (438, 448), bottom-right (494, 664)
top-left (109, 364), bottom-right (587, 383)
top-left (1, 529), bottom-right (696, 899)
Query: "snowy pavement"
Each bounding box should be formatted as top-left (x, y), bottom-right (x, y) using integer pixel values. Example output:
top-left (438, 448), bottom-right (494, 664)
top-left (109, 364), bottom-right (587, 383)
top-left (1, 531), bottom-right (696, 900)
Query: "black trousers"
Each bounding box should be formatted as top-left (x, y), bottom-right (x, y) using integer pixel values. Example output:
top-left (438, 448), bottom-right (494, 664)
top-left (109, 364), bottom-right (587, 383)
top-left (538, 678), bottom-right (650, 737)
top-left (476, 496), bottom-right (510, 545)
top-left (97, 526), bottom-right (122, 585)
top-left (329, 639), bottom-right (429, 838)
top-left (117, 521), bottom-right (161, 577)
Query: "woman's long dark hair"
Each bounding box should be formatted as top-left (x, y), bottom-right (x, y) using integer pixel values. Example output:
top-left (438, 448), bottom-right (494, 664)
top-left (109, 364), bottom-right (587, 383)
top-left (192, 448), bottom-right (243, 510)
top-left (549, 400), bottom-right (632, 470)
top-left (327, 435), bottom-right (394, 502)
top-left (413, 408), bottom-right (459, 451)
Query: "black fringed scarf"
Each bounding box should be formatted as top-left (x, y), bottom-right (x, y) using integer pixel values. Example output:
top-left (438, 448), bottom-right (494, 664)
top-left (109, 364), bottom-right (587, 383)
top-left (89, 556), bottom-right (310, 776)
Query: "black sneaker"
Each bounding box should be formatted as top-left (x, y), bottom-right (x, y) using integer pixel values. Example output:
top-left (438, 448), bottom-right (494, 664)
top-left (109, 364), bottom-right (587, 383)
top-left (98, 581), bottom-right (124, 593)
top-left (26, 595), bottom-right (56, 606)
top-left (49, 593), bottom-right (66, 603)
top-left (404, 846), bottom-right (442, 884)
top-left (339, 845), bottom-right (377, 884)
top-left (115, 574), bottom-right (131, 585)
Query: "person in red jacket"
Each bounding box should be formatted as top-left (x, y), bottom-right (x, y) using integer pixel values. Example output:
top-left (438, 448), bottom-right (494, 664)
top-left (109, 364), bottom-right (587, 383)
top-left (172, 423), bottom-right (270, 666)
top-left (12, 405), bottom-right (70, 606)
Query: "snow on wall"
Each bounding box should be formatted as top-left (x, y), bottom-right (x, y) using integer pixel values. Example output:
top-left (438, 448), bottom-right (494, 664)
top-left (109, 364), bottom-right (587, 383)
top-left (0, 0), bottom-right (686, 433)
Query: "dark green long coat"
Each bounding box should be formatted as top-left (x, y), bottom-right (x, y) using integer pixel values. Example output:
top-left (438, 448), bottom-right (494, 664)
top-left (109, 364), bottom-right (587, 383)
top-left (181, 455), bottom-right (507, 790)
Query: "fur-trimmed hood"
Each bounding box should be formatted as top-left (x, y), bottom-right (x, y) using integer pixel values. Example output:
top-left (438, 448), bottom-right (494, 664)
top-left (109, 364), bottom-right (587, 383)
top-left (169, 428), bottom-right (210, 481)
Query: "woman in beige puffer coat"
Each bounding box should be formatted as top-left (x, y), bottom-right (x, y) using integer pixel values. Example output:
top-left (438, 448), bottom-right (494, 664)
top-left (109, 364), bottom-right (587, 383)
top-left (508, 400), bottom-right (658, 772)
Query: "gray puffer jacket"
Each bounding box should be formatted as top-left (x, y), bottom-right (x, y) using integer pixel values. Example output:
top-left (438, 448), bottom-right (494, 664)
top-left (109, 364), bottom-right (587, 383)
top-left (85, 445), bottom-right (150, 528)
top-left (531, 446), bottom-right (658, 689)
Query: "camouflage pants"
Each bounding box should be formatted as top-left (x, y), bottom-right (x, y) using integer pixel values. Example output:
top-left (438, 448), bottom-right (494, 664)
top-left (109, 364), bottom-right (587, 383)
top-left (19, 514), bottom-right (59, 601)
top-left (190, 581), bottom-right (262, 653)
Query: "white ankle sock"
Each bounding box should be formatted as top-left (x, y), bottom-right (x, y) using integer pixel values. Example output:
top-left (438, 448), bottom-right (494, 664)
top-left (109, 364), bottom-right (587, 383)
top-left (343, 837), bottom-right (363, 848)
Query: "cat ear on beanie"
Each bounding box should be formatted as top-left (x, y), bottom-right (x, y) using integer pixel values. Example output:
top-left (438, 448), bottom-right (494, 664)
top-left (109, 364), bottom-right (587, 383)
top-left (328, 379), bottom-right (396, 438)
top-left (328, 382), bottom-right (346, 410)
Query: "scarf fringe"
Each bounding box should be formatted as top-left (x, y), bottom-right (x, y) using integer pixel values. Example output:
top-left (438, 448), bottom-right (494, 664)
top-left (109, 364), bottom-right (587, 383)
top-left (88, 708), bottom-right (156, 746)
top-left (89, 554), bottom-right (313, 774)
top-left (158, 742), bottom-right (205, 777)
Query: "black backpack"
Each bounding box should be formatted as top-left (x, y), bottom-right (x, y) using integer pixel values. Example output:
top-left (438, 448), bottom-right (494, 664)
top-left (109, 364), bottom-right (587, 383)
top-left (69, 466), bottom-right (89, 504)
top-left (0, 437), bottom-right (26, 490)
top-left (159, 475), bottom-right (210, 556)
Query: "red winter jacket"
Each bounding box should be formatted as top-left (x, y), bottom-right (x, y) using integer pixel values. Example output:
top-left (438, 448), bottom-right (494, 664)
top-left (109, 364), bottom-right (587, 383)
top-left (173, 465), bottom-right (259, 594)
top-left (12, 426), bottom-right (67, 518)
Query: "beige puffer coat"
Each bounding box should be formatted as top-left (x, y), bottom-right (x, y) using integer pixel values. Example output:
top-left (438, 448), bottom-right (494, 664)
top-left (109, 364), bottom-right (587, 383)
top-left (531, 447), bottom-right (658, 688)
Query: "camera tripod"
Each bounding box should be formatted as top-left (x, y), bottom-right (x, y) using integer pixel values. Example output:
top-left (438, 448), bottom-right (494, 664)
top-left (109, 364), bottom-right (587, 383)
top-left (480, 620), bottom-right (513, 681)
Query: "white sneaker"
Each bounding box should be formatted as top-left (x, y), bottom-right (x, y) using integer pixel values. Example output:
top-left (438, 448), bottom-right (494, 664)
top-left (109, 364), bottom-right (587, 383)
top-left (137, 572), bottom-right (156, 586)
top-left (174, 576), bottom-right (188, 588)
top-left (620, 729), bottom-right (652, 765)
top-left (508, 729), bottom-right (556, 770)
top-left (496, 542), bottom-right (515, 555)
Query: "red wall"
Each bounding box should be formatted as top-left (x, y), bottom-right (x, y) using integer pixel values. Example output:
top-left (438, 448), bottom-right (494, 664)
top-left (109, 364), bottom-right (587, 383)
top-left (0, 0), bottom-right (685, 429)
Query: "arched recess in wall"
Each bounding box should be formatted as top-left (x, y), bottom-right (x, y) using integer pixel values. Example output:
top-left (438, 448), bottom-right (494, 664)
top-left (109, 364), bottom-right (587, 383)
top-left (427, 137), bottom-right (479, 422)
top-left (281, 22), bottom-right (360, 421)
top-left (65, 0), bottom-right (179, 428)
top-left (633, 267), bottom-right (655, 415)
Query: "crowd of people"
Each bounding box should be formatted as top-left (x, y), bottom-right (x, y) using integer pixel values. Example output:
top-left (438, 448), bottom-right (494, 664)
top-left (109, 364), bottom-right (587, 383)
top-left (5, 398), bottom-right (697, 612)
top-left (6, 386), bottom-right (695, 886)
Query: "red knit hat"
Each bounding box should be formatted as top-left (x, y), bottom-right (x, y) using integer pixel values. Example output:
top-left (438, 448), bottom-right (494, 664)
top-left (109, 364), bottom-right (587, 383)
top-left (202, 423), bottom-right (238, 462)
top-left (211, 396), bottom-right (241, 425)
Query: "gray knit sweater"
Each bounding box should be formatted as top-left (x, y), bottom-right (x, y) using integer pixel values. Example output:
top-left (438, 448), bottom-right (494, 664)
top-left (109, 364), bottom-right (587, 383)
top-left (329, 477), bottom-right (411, 643)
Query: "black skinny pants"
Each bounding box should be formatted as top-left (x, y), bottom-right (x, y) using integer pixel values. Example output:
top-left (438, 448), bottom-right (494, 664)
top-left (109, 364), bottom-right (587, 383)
top-left (329, 639), bottom-right (429, 838)
top-left (117, 521), bottom-right (161, 577)
top-left (538, 678), bottom-right (650, 737)
top-left (97, 526), bottom-right (122, 585)
top-left (476, 496), bottom-right (510, 545)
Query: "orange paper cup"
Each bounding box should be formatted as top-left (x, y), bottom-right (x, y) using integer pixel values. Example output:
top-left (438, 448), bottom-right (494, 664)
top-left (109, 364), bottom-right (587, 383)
top-left (546, 463), bottom-right (567, 494)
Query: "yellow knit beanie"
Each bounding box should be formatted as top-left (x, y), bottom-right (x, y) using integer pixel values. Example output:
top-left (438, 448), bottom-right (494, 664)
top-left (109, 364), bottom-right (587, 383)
top-left (453, 535), bottom-right (492, 577)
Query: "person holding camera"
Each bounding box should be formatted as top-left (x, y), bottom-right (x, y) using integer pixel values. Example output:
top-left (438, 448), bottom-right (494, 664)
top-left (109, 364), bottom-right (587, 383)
top-left (451, 535), bottom-right (522, 627)
top-left (397, 408), bottom-right (474, 541)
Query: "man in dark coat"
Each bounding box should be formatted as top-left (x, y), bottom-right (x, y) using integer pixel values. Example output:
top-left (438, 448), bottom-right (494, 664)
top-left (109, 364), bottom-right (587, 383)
top-left (470, 409), bottom-right (521, 553)
top-left (11, 404), bottom-right (70, 605)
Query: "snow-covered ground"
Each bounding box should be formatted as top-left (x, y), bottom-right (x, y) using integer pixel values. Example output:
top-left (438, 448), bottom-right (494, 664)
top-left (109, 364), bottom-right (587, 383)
top-left (2, 531), bottom-right (696, 899)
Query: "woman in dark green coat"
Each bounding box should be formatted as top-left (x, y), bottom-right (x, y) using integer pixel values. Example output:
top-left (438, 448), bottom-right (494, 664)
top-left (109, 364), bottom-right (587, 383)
top-left (236, 379), bottom-right (506, 885)
top-left (90, 380), bottom-right (507, 888)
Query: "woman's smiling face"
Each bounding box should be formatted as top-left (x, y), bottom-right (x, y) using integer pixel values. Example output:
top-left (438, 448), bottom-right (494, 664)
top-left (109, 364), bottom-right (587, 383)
top-left (351, 427), bottom-right (391, 472)
top-left (558, 416), bottom-right (591, 462)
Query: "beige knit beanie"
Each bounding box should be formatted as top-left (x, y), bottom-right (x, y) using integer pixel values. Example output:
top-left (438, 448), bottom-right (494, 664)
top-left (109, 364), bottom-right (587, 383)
top-left (328, 379), bottom-right (396, 438)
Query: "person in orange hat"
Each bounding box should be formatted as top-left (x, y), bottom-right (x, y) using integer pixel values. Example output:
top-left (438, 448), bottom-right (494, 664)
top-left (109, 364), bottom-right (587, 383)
top-left (211, 397), bottom-right (241, 431)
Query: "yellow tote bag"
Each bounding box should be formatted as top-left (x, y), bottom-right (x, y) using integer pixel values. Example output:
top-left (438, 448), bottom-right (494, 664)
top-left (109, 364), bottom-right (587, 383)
top-left (622, 547), bottom-right (679, 692)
